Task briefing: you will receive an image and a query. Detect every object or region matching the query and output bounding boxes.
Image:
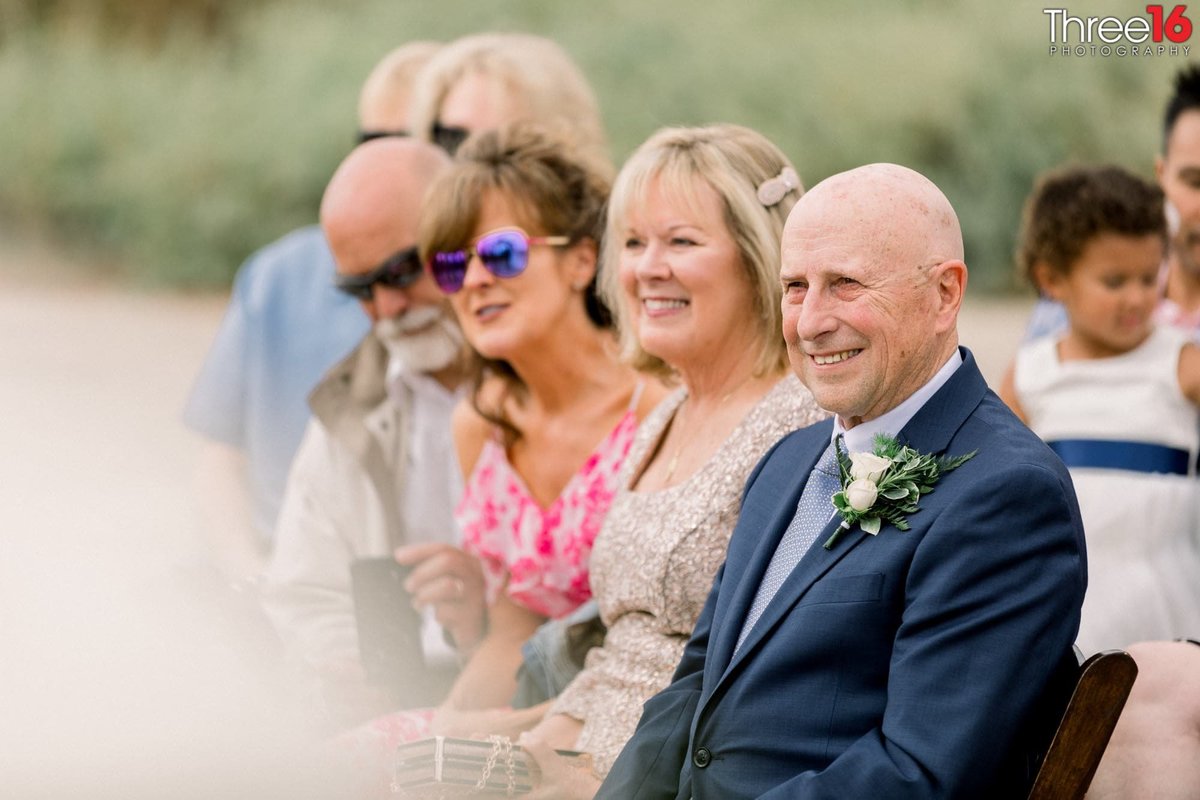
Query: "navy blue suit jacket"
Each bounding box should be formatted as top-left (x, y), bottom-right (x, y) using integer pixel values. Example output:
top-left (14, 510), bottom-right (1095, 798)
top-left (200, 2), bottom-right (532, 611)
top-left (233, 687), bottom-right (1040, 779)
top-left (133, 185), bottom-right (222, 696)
top-left (598, 350), bottom-right (1087, 799)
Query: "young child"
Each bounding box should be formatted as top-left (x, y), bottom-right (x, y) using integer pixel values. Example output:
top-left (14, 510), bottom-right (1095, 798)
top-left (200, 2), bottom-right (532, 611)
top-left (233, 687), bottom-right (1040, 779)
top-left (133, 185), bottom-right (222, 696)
top-left (1000, 164), bottom-right (1200, 655)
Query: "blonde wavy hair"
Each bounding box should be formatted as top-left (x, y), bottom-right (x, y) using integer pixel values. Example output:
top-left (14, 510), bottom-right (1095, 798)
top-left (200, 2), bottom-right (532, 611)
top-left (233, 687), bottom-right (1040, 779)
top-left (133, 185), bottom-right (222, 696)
top-left (356, 41), bottom-right (441, 130)
top-left (408, 32), bottom-right (610, 175)
top-left (601, 124), bottom-right (803, 378)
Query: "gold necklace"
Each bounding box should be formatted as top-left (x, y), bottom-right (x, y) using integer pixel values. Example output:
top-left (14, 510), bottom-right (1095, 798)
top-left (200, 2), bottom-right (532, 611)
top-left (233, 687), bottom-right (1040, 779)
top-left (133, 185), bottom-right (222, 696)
top-left (663, 440), bottom-right (685, 484)
top-left (661, 388), bottom-right (737, 484)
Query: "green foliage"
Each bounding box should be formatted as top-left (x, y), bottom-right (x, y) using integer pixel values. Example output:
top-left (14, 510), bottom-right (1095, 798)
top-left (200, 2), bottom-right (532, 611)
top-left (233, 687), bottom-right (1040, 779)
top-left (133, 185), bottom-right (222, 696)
top-left (0, 0), bottom-right (264, 46)
top-left (0, 0), bottom-right (1186, 288)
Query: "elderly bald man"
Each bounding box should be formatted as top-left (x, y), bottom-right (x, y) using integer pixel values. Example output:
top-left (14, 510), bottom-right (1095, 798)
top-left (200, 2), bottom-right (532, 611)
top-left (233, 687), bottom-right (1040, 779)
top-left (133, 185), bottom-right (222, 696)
top-left (599, 164), bottom-right (1087, 799)
top-left (262, 138), bottom-right (482, 728)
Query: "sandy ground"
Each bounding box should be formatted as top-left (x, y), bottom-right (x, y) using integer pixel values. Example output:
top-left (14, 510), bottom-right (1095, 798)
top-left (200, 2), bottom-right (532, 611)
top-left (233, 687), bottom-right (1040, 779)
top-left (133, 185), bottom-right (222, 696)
top-left (0, 258), bottom-right (1036, 796)
top-left (0, 267), bottom-right (342, 797)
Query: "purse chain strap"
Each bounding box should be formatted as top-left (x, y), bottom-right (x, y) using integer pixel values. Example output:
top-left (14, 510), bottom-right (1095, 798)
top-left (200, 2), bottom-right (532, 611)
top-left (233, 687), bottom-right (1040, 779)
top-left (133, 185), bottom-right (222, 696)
top-left (475, 734), bottom-right (517, 795)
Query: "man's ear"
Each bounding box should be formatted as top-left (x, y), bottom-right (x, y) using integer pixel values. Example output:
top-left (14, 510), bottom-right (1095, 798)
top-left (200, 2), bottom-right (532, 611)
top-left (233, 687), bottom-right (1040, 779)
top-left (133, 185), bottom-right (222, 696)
top-left (1156, 152), bottom-right (1166, 188)
top-left (931, 259), bottom-right (967, 333)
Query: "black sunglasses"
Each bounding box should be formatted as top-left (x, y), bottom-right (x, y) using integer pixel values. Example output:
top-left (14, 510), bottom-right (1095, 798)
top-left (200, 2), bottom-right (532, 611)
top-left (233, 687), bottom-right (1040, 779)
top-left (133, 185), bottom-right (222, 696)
top-left (334, 246), bottom-right (423, 300)
top-left (355, 128), bottom-right (410, 145)
top-left (431, 121), bottom-right (471, 155)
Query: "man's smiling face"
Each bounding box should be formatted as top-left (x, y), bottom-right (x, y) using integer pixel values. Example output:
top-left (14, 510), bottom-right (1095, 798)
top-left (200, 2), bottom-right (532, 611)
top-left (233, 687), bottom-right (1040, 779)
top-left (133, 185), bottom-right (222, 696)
top-left (780, 165), bottom-right (964, 428)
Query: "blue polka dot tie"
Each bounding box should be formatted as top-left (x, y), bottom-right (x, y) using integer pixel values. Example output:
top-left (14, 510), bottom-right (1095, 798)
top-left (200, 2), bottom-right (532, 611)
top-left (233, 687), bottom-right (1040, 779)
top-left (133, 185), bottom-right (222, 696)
top-left (735, 439), bottom-right (841, 654)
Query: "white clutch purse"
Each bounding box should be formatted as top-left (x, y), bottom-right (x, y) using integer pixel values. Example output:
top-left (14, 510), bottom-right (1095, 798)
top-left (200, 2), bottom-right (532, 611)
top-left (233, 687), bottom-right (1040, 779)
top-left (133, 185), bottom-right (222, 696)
top-left (391, 735), bottom-right (591, 798)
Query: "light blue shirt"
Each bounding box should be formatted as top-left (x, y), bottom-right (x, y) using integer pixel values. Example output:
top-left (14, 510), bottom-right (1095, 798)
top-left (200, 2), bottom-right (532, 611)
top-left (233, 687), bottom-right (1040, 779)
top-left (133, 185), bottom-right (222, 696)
top-left (183, 225), bottom-right (370, 543)
top-left (833, 349), bottom-right (964, 455)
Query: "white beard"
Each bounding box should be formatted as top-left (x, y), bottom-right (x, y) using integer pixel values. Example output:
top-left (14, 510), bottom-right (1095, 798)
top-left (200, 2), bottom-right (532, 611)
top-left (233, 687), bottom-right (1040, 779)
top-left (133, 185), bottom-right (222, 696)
top-left (375, 306), bottom-right (464, 375)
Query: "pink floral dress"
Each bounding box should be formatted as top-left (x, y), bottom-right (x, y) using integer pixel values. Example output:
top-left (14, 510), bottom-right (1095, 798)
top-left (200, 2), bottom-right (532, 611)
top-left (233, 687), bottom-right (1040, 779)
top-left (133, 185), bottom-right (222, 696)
top-left (459, 407), bottom-right (640, 620)
top-left (334, 386), bottom-right (643, 791)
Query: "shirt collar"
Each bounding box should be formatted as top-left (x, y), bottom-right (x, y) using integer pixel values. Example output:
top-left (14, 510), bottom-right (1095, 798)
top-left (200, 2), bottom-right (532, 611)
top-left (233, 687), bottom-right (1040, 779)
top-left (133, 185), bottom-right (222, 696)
top-left (832, 349), bottom-right (963, 454)
top-left (386, 358), bottom-right (460, 405)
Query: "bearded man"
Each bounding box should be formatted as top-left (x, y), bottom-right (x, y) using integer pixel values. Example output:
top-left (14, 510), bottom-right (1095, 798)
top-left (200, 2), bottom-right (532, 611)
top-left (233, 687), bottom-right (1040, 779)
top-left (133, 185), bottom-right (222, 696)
top-left (262, 138), bottom-right (482, 728)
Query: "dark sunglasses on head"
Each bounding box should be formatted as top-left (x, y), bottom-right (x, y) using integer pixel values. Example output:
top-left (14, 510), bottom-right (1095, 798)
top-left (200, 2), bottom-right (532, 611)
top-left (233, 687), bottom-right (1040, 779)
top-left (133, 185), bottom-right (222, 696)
top-left (427, 227), bottom-right (570, 294)
top-left (431, 121), bottom-right (471, 155)
top-left (334, 246), bottom-right (423, 300)
top-left (355, 128), bottom-right (410, 145)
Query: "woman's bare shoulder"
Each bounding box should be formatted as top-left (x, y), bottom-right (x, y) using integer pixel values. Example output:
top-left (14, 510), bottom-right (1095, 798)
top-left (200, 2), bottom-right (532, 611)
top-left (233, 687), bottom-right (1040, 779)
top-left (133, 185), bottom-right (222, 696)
top-left (452, 394), bottom-right (496, 478)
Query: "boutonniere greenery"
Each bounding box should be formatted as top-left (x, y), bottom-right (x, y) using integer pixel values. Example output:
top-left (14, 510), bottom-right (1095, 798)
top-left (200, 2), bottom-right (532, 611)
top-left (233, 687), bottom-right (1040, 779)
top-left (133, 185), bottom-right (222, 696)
top-left (824, 433), bottom-right (976, 550)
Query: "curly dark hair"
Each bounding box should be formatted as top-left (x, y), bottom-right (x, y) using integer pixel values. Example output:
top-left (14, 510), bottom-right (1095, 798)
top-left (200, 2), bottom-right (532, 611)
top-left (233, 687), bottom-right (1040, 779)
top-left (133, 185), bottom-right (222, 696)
top-left (1163, 63), bottom-right (1200, 152)
top-left (1017, 164), bottom-right (1165, 288)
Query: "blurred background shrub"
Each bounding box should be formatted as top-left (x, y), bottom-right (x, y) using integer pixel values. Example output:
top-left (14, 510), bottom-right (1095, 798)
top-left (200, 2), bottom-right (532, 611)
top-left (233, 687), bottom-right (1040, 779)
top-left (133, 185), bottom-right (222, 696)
top-left (0, 0), bottom-right (1182, 290)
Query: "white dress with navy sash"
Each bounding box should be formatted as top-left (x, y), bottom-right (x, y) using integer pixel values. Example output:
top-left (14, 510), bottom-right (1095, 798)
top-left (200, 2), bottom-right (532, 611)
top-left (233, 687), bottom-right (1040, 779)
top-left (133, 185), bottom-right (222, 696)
top-left (1014, 326), bottom-right (1200, 653)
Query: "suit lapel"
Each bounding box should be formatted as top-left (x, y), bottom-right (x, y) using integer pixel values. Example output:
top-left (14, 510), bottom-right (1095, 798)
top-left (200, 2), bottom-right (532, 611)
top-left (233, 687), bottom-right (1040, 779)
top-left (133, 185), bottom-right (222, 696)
top-left (707, 422), bottom-right (831, 674)
top-left (717, 514), bottom-right (869, 687)
top-left (893, 347), bottom-right (988, 456)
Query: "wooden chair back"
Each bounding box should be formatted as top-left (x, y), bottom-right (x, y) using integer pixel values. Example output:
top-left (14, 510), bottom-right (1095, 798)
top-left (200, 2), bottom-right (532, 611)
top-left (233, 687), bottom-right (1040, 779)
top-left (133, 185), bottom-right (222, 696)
top-left (1027, 649), bottom-right (1138, 800)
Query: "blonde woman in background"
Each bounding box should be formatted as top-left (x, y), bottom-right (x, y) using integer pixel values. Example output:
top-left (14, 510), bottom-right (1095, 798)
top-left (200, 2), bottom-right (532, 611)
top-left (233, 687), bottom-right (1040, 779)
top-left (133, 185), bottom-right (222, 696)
top-left (407, 31), bottom-right (609, 170)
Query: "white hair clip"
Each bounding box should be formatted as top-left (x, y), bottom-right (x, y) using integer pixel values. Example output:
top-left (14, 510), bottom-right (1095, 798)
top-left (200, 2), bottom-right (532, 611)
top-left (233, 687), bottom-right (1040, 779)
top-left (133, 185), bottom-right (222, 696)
top-left (756, 167), bottom-right (802, 207)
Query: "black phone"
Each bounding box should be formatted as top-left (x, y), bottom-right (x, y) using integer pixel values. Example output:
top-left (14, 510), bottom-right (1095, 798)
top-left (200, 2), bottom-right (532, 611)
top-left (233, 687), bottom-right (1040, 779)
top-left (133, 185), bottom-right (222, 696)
top-left (349, 557), bottom-right (425, 687)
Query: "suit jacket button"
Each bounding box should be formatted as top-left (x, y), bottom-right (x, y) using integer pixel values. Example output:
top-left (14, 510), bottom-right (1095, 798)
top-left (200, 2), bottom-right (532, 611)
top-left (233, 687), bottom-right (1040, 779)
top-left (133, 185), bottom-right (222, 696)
top-left (693, 747), bottom-right (711, 768)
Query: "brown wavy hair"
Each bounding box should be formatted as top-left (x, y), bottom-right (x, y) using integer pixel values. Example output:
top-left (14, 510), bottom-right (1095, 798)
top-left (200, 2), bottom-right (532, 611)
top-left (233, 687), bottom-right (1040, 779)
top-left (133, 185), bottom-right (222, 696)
top-left (418, 123), bottom-right (614, 443)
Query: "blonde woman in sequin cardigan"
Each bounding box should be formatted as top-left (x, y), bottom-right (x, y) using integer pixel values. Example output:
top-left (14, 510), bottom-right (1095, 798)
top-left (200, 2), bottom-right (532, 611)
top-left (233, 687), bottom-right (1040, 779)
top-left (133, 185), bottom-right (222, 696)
top-left (513, 124), bottom-right (828, 797)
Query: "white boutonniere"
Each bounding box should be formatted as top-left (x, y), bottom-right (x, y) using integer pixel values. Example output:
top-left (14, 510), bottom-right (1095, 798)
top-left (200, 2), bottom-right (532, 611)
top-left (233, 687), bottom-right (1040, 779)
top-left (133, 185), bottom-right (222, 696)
top-left (825, 434), bottom-right (976, 550)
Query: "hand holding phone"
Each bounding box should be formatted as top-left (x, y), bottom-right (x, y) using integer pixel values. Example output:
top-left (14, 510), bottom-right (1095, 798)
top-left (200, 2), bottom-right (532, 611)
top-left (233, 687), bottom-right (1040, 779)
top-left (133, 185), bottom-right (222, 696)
top-left (393, 542), bottom-right (488, 651)
top-left (349, 557), bottom-right (424, 687)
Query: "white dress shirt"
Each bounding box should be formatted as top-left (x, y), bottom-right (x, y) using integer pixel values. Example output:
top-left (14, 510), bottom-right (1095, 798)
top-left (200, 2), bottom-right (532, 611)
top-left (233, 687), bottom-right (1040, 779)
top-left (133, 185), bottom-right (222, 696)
top-left (833, 349), bottom-right (964, 453)
top-left (388, 364), bottom-right (465, 666)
